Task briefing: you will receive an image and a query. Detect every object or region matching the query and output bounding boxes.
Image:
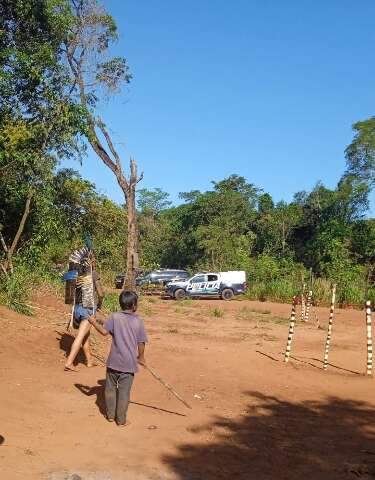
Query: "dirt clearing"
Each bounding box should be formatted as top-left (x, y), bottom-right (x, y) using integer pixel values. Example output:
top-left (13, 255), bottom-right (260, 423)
top-left (0, 295), bottom-right (374, 479)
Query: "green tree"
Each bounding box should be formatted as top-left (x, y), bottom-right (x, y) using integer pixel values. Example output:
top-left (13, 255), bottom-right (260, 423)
top-left (0, 0), bottom-right (84, 275)
top-left (137, 188), bottom-right (172, 216)
top-left (345, 118), bottom-right (375, 187)
top-left (255, 201), bottom-right (301, 257)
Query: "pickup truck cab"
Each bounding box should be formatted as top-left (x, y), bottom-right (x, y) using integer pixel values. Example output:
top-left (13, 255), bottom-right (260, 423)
top-left (166, 271), bottom-right (247, 300)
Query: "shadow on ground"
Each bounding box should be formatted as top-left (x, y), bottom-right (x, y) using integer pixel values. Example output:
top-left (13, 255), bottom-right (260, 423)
top-left (163, 391), bottom-right (375, 480)
top-left (57, 332), bottom-right (86, 366)
top-left (75, 380), bottom-right (106, 416)
top-left (74, 381), bottom-right (186, 419)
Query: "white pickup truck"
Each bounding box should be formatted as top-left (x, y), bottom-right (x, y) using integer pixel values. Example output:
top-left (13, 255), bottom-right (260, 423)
top-left (165, 271), bottom-right (247, 300)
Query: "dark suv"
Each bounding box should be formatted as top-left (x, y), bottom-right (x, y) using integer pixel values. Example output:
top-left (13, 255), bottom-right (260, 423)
top-left (115, 269), bottom-right (189, 289)
top-left (137, 269), bottom-right (189, 287)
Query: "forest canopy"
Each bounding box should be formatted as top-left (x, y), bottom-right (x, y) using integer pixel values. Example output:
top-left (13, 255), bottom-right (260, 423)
top-left (0, 0), bottom-right (374, 311)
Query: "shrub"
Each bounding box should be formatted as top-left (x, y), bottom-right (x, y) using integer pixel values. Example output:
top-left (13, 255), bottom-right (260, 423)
top-left (103, 292), bottom-right (119, 312)
top-left (0, 265), bottom-right (35, 315)
top-left (210, 307), bottom-right (224, 318)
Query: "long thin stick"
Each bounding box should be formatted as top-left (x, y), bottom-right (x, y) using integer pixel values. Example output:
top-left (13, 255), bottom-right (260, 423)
top-left (67, 295), bottom-right (76, 331)
top-left (144, 365), bottom-right (192, 409)
top-left (323, 284), bottom-right (336, 370)
top-left (284, 296), bottom-right (297, 363)
top-left (366, 300), bottom-right (373, 376)
top-left (91, 262), bottom-right (96, 317)
top-left (82, 344), bottom-right (191, 408)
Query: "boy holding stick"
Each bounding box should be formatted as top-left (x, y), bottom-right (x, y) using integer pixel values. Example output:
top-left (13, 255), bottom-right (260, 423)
top-left (89, 290), bottom-right (147, 426)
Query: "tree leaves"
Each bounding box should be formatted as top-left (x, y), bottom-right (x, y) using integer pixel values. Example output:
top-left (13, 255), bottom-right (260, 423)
top-left (345, 117), bottom-right (375, 187)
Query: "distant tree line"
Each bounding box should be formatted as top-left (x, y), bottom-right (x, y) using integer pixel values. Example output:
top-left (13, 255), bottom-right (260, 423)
top-left (0, 0), bottom-right (374, 311)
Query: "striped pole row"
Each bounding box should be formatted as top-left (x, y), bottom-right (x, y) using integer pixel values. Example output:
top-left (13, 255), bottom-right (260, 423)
top-left (284, 296), bottom-right (297, 363)
top-left (323, 284), bottom-right (336, 370)
top-left (366, 301), bottom-right (373, 376)
top-left (300, 283), bottom-right (306, 322)
top-left (304, 290), bottom-right (312, 322)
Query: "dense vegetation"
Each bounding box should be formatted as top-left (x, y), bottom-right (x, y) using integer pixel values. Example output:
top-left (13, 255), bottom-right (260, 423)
top-left (0, 0), bottom-right (374, 312)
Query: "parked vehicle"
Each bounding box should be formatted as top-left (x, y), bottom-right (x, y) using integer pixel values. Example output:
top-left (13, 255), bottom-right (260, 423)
top-left (115, 270), bottom-right (145, 289)
top-left (165, 271), bottom-right (247, 300)
top-left (115, 269), bottom-right (189, 289)
top-left (138, 269), bottom-right (189, 287)
top-left (115, 273), bottom-right (126, 289)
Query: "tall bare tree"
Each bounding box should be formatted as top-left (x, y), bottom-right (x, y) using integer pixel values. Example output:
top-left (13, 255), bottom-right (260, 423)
top-left (63, 0), bottom-right (142, 288)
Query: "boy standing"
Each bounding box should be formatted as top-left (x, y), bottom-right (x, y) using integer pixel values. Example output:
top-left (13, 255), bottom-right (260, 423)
top-left (89, 290), bottom-right (147, 426)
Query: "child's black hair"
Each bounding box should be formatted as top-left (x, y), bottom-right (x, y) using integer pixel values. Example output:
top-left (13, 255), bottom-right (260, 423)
top-left (119, 290), bottom-right (138, 311)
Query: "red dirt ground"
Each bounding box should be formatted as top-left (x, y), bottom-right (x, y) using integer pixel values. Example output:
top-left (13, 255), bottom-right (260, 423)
top-left (0, 293), bottom-right (374, 479)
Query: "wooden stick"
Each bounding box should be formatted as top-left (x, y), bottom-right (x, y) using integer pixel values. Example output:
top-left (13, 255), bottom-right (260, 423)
top-left (284, 296), bottom-right (297, 363)
top-left (366, 300), bottom-right (373, 376)
top-left (144, 365), bottom-right (192, 409)
top-left (323, 284), bottom-right (336, 370)
top-left (304, 290), bottom-right (312, 322)
top-left (67, 296), bottom-right (76, 332)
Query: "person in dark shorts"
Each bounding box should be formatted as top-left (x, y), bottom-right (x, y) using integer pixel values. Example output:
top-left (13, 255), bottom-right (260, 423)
top-left (88, 290), bottom-right (148, 426)
top-left (64, 258), bottom-right (104, 371)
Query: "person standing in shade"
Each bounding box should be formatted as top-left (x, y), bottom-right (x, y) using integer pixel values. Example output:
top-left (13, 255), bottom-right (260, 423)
top-left (88, 290), bottom-right (148, 426)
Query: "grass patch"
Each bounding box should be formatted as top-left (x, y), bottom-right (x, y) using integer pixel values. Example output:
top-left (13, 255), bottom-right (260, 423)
top-left (236, 306), bottom-right (271, 322)
top-left (210, 307), bottom-right (224, 318)
top-left (249, 308), bottom-right (271, 315)
top-left (0, 266), bottom-right (35, 316)
top-left (146, 297), bottom-right (157, 304)
top-left (180, 298), bottom-right (193, 306)
top-left (271, 317), bottom-right (290, 325)
top-left (103, 292), bottom-right (119, 312)
top-left (237, 307), bottom-right (255, 321)
top-left (141, 305), bottom-right (153, 316)
top-left (174, 306), bottom-right (186, 315)
top-left (167, 327), bottom-right (179, 334)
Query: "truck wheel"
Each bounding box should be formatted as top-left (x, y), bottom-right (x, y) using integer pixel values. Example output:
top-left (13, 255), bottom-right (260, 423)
top-left (221, 288), bottom-right (234, 301)
top-left (174, 289), bottom-right (186, 300)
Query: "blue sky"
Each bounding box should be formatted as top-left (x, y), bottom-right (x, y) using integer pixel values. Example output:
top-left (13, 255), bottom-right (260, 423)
top-left (63, 0), bottom-right (375, 211)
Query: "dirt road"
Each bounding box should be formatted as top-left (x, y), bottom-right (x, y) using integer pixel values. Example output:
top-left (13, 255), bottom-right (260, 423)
top-left (0, 294), bottom-right (374, 479)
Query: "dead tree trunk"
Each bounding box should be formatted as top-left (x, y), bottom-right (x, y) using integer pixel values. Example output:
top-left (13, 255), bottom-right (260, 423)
top-left (69, 64), bottom-right (143, 289)
top-left (64, 5), bottom-right (143, 290)
top-left (0, 189), bottom-right (33, 275)
top-left (124, 159), bottom-right (140, 289)
top-left (87, 117), bottom-right (143, 290)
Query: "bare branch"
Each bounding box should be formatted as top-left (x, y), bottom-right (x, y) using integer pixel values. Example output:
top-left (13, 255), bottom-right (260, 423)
top-left (96, 118), bottom-right (122, 169)
top-left (7, 189), bottom-right (33, 270)
top-left (137, 172), bottom-right (144, 184)
top-left (0, 232), bottom-right (8, 253)
top-left (0, 263), bottom-right (8, 277)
